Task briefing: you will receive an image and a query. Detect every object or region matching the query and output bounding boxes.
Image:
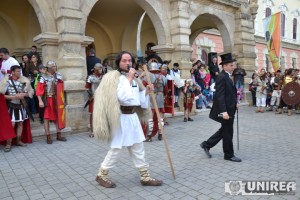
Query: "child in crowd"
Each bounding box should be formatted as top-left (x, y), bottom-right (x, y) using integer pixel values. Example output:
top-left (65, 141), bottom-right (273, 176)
top-left (182, 79), bottom-right (195, 122)
top-left (193, 85), bottom-right (211, 110)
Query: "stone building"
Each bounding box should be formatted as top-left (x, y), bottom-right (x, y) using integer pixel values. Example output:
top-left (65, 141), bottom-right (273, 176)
top-left (192, 0), bottom-right (300, 71)
top-left (0, 0), bottom-right (258, 132)
top-left (255, 0), bottom-right (300, 71)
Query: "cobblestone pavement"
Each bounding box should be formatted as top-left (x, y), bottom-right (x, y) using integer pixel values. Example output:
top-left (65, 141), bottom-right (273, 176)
top-left (1, 106), bottom-right (299, 200)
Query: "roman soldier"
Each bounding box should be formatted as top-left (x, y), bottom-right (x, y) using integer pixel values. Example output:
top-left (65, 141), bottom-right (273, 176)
top-left (145, 62), bottom-right (167, 142)
top-left (0, 65), bottom-right (34, 152)
top-left (275, 68), bottom-right (294, 116)
top-left (183, 79), bottom-right (195, 122)
top-left (85, 63), bottom-right (104, 137)
top-left (36, 61), bottom-right (67, 144)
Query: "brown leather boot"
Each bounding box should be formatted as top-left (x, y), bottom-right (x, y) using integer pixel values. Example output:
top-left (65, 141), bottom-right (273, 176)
top-left (57, 132), bottom-right (67, 141)
top-left (139, 168), bottom-right (163, 186)
top-left (95, 168), bottom-right (116, 188)
top-left (287, 109), bottom-right (292, 116)
top-left (46, 134), bottom-right (53, 144)
top-left (275, 109), bottom-right (282, 114)
top-left (16, 136), bottom-right (27, 147)
top-left (4, 139), bottom-right (12, 152)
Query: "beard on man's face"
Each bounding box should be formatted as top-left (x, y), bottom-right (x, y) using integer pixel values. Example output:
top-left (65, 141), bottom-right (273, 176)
top-left (118, 64), bottom-right (131, 73)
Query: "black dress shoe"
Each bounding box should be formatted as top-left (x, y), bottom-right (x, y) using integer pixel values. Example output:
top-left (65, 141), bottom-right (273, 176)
top-left (184, 118), bottom-right (187, 122)
top-left (200, 143), bottom-right (212, 158)
top-left (188, 118), bottom-right (193, 121)
top-left (224, 156), bottom-right (242, 162)
top-left (158, 134), bottom-right (162, 141)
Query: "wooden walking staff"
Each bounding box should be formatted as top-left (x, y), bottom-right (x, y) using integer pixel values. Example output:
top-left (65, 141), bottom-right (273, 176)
top-left (143, 64), bottom-right (176, 180)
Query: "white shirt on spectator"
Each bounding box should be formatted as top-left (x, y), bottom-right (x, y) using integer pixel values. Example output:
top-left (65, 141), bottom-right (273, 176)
top-left (0, 57), bottom-right (20, 81)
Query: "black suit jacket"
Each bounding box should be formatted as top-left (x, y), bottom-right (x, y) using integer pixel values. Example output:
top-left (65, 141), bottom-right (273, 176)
top-left (86, 56), bottom-right (101, 75)
top-left (209, 70), bottom-right (237, 123)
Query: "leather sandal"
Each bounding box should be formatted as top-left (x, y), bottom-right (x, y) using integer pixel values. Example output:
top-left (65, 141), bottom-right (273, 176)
top-left (140, 178), bottom-right (163, 186)
top-left (46, 135), bottom-right (53, 144)
top-left (4, 144), bottom-right (12, 152)
top-left (56, 132), bottom-right (67, 142)
top-left (95, 176), bottom-right (116, 188)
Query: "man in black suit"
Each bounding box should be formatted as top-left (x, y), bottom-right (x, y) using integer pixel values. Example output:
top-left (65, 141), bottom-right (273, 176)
top-left (86, 48), bottom-right (101, 75)
top-left (200, 53), bottom-right (241, 162)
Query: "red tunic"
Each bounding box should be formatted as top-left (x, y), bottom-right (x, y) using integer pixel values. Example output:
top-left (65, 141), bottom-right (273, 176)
top-left (85, 82), bottom-right (94, 113)
top-left (36, 82), bottom-right (57, 120)
top-left (183, 89), bottom-right (195, 112)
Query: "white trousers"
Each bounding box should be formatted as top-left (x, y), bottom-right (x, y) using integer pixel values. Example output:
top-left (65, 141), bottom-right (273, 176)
top-left (270, 91), bottom-right (281, 107)
top-left (256, 97), bottom-right (266, 107)
top-left (99, 142), bottom-right (149, 174)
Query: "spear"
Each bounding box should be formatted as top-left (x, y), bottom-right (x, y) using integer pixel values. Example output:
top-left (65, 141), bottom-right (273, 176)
top-left (143, 64), bottom-right (176, 179)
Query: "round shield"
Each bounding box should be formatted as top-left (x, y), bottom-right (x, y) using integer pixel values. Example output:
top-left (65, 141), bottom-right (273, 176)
top-left (282, 81), bottom-right (300, 106)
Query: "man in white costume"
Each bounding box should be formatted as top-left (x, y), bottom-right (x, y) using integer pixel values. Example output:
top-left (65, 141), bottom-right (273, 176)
top-left (93, 51), bottom-right (163, 188)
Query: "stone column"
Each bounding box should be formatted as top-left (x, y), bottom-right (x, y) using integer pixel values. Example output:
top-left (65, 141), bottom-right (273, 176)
top-left (233, 2), bottom-right (258, 105)
top-left (34, 32), bottom-right (60, 64)
top-left (169, 0), bottom-right (193, 79)
top-left (151, 44), bottom-right (174, 62)
top-left (54, 0), bottom-right (91, 131)
top-left (233, 2), bottom-right (258, 76)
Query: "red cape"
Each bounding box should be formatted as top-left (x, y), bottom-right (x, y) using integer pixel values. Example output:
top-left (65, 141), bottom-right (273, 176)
top-left (0, 94), bottom-right (15, 142)
top-left (0, 94), bottom-right (32, 144)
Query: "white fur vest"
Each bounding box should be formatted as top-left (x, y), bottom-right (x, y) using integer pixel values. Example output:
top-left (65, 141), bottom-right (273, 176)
top-left (93, 70), bottom-right (151, 142)
top-left (0, 74), bottom-right (34, 98)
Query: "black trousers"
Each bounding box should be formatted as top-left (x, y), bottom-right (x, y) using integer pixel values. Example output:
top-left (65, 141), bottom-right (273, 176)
top-left (203, 118), bottom-right (234, 158)
top-left (278, 97), bottom-right (292, 109)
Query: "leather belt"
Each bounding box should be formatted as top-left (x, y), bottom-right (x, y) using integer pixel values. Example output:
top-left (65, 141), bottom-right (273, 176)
top-left (7, 102), bottom-right (22, 109)
top-left (120, 105), bottom-right (138, 114)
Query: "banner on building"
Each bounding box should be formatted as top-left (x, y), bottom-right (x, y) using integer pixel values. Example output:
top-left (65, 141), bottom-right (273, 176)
top-left (263, 12), bottom-right (281, 72)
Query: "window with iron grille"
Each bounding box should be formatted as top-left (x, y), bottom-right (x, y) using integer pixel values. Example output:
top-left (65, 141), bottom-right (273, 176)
top-left (292, 58), bottom-right (296, 69)
top-left (281, 13), bottom-right (285, 37)
top-left (266, 8), bottom-right (271, 17)
top-left (280, 56), bottom-right (285, 68)
top-left (266, 54), bottom-right (270, 72)
top-left (293, 18), bottom-right (297, 40)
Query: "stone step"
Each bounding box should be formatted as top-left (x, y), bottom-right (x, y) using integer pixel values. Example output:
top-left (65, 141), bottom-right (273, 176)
top-left (29, 115), bottom-right (73, 137)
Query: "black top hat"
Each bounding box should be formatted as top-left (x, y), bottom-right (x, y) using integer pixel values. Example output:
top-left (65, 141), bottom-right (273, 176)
top-left (219, 53), bottom-right (236, 65)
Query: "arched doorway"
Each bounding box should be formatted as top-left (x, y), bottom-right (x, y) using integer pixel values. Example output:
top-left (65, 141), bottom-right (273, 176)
top-left (85, 0), bottom-right (161, 66)
top-left (0, 0), bottom-right (41, 61)
top-left (189, 13), bottom-right (231, 64)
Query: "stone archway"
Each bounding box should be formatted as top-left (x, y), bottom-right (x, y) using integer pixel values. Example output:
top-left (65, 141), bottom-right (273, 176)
top-left (189, 13), bottom-right (234, 54)
top-left (81, 0), bottom-right (169, 60)
top-left (28, 0), bottom-right (57, 33)
top-left (0, 0), bottom-right (42, 59)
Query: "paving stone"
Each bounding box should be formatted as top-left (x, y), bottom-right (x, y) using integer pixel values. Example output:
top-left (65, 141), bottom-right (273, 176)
top-left (0, 107), bottom-right (299, 199)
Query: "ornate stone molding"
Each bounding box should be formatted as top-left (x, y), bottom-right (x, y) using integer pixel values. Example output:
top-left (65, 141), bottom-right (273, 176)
top-left (212, 0), bottom-right (241, 8)
top-left (151, 44), bottom-right (175, 53)
top-left (33, 32), bottom-right (59, 46)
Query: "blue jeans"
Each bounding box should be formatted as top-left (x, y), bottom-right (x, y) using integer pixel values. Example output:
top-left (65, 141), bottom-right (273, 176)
top-left (235, 80), bottom-right (244, 90)
top-left (196, 95), bottom-right (209, 108)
